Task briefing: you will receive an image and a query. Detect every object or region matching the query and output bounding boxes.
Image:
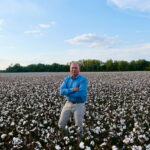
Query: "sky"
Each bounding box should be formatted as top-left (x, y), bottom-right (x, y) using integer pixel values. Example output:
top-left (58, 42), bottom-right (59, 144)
top-left (0, 0), bottom-right (150, 70)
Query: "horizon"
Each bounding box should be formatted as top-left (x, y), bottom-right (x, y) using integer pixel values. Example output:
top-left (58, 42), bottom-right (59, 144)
top-left (0, 0), bottom-right (150, 70)
top-left (0, 58), bottom-right (149, 71)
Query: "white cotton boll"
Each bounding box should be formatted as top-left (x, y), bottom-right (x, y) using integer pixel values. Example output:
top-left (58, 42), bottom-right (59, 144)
top-left (8, 132), bottom-right (13, 136)
top-left (63, 136), bottom-right (69, 141)
top-left (117, 132), bottom-right (122, 136)
top-left (109, 132), bottom-right (115, 136)
top-left (139, 106), bottom-right (143, 111)
top-left (12, 137), bottom-right (23, 145)
top-left (79, 142), bottom-right (85, 149)
top-left (103, 138), bottom-right (108, 142)
top-left (130, 138), bottom-right (134, 143)
top-left (2, 111), bottom-right (9, 115)
top-left (50, 128), bottom-right (54, 133)
top-left (20, 130), bottom-right (24, 134)
top-left (43, 120), bottom-right (48, 124)
top-left (112, 145), bottom-right (118, 150)
top-left (69, 146), bottom-right (73, 150)
top-left (35, 141), bottom-right (42, 148)
top-left (133, 128), bottom-right (136, 132)
top-left (0, 142), bottom-right (4, 146)
top-left (95, 126), bottom-right (100, 134)
top-left (10, 121), bottom-right (15, 126)
top-left (145, 110), bottom-right (149, 114)
top-left (101, 128), bottom-right (106, 132)
top-left (113, 124), bottom-right (117, 129)
top-left (0, 117), bottom-right (3, 122)
top-left (23, 120), bottom-right (27, 125)
top-left (30, 127), bottom-right (36, 132)
top-left (120, 119), bottom-right (125, 125)
top-left (100, 142), bottom-right (107, 146)
top-left (123, 138), bottom-right (130, 144)
top-left (145, 144), bottom-right (150, 149)
top-left (134, 122), bottom-right (139, 127)
top-left (70, 130), bottom-right (74, 134)
top-left (85, 146), bottom-right (91, 150)
top-left (132, 145), bottom-right (142, 150)
top-left (65, 125), bottom-right (68, 129)
top-left (25, 131), bottom-right (30, 135)
top-left (39, 123), bottom-right (44, 127)
top-left (90, 140), bottom-right (95, 146)
top-left (1, 134), bottom-right (7, 140)
top-left (85, 136), bottom-right (90, 140)
top-left (32, 120), bottom-right (37, 124)
top-left (97, 121), bottom-right (100, 125)
top-left (123, 125), bottom-right (126, 130)
top-left (25, 115), bottom-right (29, 118)
top-left (46, 133), bottom-right (50, 138)
top-left (65, 140), bottom-right (69, 144)
top-left (20, 119), bottom-right (24, 123)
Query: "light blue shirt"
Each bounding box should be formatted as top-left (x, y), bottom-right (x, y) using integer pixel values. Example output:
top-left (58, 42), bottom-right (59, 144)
top-left (60, 74), bottom-right (88, 102)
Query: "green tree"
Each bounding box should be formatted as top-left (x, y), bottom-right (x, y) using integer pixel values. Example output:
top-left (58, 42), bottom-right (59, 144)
top-left (105, 59), bottom-right (114, 71)
top-left (118, 61), bottom-right (129, 71)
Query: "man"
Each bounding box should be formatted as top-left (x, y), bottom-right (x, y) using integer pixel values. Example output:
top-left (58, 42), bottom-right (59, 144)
top-left (58, 63), bottom-right (88, 138)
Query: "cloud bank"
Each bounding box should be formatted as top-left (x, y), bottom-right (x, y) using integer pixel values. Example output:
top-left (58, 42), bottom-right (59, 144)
top-left (107, 0), bottom-right (150, 11)
top-left (24, 21), bottom-right (56, 35)
top-left (66, 33), bottom-right (118, 48)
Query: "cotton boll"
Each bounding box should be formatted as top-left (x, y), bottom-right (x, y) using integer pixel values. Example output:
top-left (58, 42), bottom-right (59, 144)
top-left (123, 138), bottom-right (130, 144)
top-left (1, 134), bottom-right (7, 140)
top-left (94, 126), bottom-right (100, 134)
top-left (90, 140), bottom-right (95, 146)
top-left (85, 146), bottom-right (91, 150)
top-left (55, 145), bottom-right (61, 150)
top-left (12, 137), bottom-right (23, 145)
top-left (79, 142), bottom-right (85, 149)
top-left (100, 142), bottom-right (107, 147)
top-left (112, 145), bottom-right (118, 150)
top-left (10, 121), bottom-right (15, 126)
top-left (8, 132), bottom-right (13, 136)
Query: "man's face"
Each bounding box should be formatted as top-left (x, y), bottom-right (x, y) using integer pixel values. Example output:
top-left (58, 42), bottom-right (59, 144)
top-left (70, 64), bottom-right (80, 77)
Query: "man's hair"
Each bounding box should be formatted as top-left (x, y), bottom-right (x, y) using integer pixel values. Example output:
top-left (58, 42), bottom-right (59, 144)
top-left (70, 62), bottom-right (80, 69)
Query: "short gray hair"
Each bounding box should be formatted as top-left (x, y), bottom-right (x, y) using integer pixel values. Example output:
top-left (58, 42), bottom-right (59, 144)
top-left (70, 62), bottom-right (80, 69)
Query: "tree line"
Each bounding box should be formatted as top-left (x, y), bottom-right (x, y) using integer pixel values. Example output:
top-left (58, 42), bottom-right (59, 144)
top-left (1, 59), bottom-right (150, 72)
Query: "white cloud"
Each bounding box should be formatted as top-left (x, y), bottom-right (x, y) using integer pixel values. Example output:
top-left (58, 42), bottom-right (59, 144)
top-left (38, 24), bottom-right (50, 28)
top-left (0, 0), bottom-right (43, 16)
top-left (107, 0), bottom-right (150, 11)
top-left (24, 30), bottom-right (42, 34)
top-left (24, 21), bottom-right (56, 35)
top-left (64, 42), bottom-right (150, 62)
top-left (0, 42), bottom-right (149, 70)
top-left (0, 19), bottom-right (5, 31)
top-left (38, 21), bottom-right (56, 28)
top-left (0, 19), bottom-right (5, 25)
top-left (66, 33), bottom-right (118, 48)
top-left (0, 34), bottom-right (7, 38)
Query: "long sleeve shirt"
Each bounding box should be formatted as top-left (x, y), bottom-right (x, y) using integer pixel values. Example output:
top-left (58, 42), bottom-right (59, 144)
top-left (60, 74), bottom-right (88, 103)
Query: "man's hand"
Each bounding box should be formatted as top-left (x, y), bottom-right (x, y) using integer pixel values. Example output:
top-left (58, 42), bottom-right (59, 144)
top-left (73, 88), bottom-right (79, 92)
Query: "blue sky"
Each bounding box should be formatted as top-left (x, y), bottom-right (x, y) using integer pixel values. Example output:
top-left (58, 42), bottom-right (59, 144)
top-left (0, 0), bottom-right (150, 69)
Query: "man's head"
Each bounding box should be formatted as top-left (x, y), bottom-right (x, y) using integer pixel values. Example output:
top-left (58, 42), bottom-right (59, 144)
top-left (70, 63), bottom-right (80, 77)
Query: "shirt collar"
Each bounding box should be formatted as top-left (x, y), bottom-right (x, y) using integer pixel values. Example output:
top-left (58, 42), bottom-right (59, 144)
top-left (71, 74), bottom-right (80, 79)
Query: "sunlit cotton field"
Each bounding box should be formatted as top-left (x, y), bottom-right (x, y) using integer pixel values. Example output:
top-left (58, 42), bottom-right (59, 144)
top-left (0, 72), bottom-right (150, 150)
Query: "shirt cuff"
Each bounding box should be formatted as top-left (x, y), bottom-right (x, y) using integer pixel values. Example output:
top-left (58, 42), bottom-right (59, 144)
top-left (68, 88), bottom-right (74, 94)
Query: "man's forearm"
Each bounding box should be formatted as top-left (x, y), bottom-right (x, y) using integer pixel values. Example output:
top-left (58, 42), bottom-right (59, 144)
top-left (60, 87), bottom-right (80, 96)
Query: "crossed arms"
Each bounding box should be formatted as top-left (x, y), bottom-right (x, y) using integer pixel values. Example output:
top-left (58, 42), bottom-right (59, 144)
top-left (60, 78), bottom-right (87, 98)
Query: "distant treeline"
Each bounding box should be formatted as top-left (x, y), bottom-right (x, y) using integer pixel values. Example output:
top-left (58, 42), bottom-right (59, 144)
top-left (1, 59), bottom-right (150, 72)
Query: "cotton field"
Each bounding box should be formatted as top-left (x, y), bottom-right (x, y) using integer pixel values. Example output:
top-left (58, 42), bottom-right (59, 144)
top-left (0, 72), bottom-right (150, 150)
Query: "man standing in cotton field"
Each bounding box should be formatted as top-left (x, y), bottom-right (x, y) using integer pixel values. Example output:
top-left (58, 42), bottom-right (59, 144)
top-left (58, 62), bottom-right (88, 139)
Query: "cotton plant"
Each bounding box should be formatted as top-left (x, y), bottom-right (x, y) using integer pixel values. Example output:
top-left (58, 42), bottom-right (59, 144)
top-left (0, 72), bottom-right (150, 149)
